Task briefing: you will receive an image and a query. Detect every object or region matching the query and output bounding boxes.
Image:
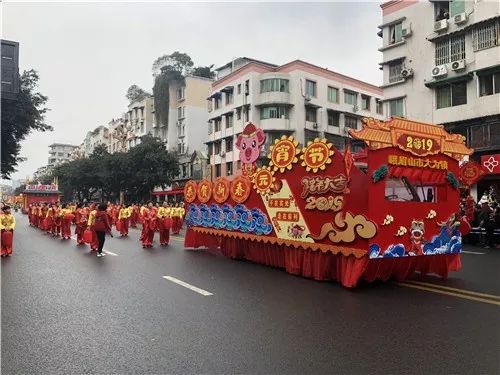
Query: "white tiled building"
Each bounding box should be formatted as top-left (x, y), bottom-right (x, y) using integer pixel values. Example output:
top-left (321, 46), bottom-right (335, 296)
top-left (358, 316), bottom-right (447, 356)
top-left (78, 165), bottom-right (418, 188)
top-left (47, 143), bottom-right (79, 168)
top-left (206, 58), bottom-right (384, 179)
top-left (83, 126), bottom-right (109, 157)
top-left (123, 96), bottom-right (155, 149)
top-left (378, 0), bottom-right (500, 197)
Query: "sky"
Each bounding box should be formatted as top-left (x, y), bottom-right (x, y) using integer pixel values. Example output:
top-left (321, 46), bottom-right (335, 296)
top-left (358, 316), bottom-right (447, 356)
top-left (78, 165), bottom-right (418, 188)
top-left (3, 1), bottom-right (383, 181)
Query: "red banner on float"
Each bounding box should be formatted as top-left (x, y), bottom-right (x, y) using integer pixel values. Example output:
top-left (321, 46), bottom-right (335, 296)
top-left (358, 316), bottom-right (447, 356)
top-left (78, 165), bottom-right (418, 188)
top-left (481, 154), bottom-right (500, 175)
top-left (459, 161), bottom-right (486, 186)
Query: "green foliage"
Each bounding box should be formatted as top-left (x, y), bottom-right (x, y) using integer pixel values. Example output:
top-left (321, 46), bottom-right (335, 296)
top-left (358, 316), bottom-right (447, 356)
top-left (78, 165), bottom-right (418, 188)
top-left (153, 74), bottom-right (171, 128)
top-left (1, 70), bottom-right (52, 178)
top-left (372, 165), bottom-right (389, 183)
top-left (191, 65), bottom-right (215, 79)
top-left (50, 135), bottom-right (178, 202)
top-left (447, 171), bottom-right (459, 189)
top-left (126, 84), bottom-right (151, 104)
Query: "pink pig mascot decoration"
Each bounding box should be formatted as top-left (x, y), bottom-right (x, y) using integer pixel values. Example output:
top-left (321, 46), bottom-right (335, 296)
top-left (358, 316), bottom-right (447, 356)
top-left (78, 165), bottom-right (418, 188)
top-left (235, 123), bottom-right (266, 177)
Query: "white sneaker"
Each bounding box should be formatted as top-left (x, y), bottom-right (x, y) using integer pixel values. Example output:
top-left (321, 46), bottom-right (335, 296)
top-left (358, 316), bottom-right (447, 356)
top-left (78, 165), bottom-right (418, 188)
top-left (100, 252), bottom-right (106, 257)
top-left (97, 253), bottom-right (102, 257)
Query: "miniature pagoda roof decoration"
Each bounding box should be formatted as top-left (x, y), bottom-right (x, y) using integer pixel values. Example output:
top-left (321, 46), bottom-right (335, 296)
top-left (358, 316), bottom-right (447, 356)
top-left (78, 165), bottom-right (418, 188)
top-left (349, 117), bottom-right (473, 161)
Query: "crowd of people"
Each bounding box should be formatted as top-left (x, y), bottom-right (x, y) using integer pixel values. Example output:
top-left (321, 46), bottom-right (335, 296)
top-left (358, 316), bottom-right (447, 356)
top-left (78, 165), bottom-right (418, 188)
top-left (460, 186), bottom-right (500, 248)
top-left (1, 201), bottom-right (185, 257)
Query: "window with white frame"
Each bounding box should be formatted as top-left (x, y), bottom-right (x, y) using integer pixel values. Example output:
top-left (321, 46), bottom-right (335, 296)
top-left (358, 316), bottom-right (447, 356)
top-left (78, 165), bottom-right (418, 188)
top-left (436, 81), bottom-right (467, 109)
top-left (225, 91), bottom-right (233, 105)
top-left (237, 84), bottom-right (241, 94)
top-left (214, 118), bottom-right (221, 132)
top-left (389, 61), bottom-right (403, 83)
top-left (260, 78), bottom-right (289, 93)
top-left (361, 95), bottom-right (371, 110)
top-left (388, 22), bottom-right (403, 45)
top-left (214, 141), bottom-right (221, 154)
top-left (376, 99), bottom-right (384, 115)
top-left (225, 137), bottom-right (233, 152)
top-left (236, 108), bottom-right (241, 120)
top-left (389, 98), bottom-right (404, 117)
top-left (215, 164), bottom-right (221, 177)
top-left (472, 19), bottom-right (500, 51)
top-left (305, 80), bottom-right (316, 97)
top-left (305, 106), bottom-right (317, 122)
top-left (327, 110), bottom-right (340, 127)
top-left (344, 115), bottom-right (358, 129)
top-left (226, 114), bottom-right (234, 128)
top-left (260, 105), bottom-right (289, 119)
top-left (479, 72), bottom-right (500, 97)
top-left (214, 96), bottom-right (221, 109)
top-left (327, 86), bottom-right (338, 103)
top-left (176, 87), bottom-right (185, 100)
top-left (177, 106), bottom-right (185, 119)
top-left (226, 162), bottom-right (233, 176)
top-left (435, 34), bottom-right (465, 66)
top-left (344, 90), bottom-right (358, 106)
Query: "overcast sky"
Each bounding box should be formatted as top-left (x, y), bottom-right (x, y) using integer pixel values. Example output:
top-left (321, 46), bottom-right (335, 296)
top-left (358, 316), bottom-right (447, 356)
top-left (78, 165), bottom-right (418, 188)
top-left (3, 1), bottom-right (383, 181)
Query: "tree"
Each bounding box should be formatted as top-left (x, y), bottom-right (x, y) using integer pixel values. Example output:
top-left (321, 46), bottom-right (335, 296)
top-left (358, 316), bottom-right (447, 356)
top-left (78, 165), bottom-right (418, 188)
top-left (191, 65), bottom-right (215, 79)
top-left (127, 135), bottom-right (179, 201)
top-left (126, 84), bottom-right (151, 104)
top-left (1, 70), bottom-right (52, 179)
top-left (152, 51), bottom-right (194, 129)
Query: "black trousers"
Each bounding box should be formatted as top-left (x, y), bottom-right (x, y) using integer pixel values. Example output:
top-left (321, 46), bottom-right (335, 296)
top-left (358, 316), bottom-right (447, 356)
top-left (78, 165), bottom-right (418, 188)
top-left (96, 231), bottom-right (106, 253)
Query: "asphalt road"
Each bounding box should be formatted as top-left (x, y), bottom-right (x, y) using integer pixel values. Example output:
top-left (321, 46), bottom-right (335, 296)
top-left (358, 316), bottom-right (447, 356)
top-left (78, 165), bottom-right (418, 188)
top-left (2, 213), bottom-right (499, 374)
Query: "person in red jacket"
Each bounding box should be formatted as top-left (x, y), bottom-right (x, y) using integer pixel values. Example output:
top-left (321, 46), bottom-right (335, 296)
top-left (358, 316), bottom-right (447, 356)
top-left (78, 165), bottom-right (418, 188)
top-left (89, 204), bottom-right (112, 257)
top-left (141, 202), bottom-right (155, 248)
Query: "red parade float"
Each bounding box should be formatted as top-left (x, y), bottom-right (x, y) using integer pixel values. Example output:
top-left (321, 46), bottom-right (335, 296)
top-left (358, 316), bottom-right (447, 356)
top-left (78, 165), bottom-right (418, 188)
top-left (21, 184), bottom-right (61, 213)
top-left (184, 117), bottom-right (473, 287)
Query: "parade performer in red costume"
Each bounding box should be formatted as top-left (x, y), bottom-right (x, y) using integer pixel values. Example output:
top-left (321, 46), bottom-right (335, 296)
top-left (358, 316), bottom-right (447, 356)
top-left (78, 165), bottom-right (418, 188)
top-left (75, 203), bottom-right (88, 245)
top-left (0, 205), bottom-right (16, 257)
top-left (117, 205), bottom-right (131, 237)
top-left (157, 202), bottom-right (171, 246)
top-left (52, 204), bottom-right (62, 237)
top-left (141, 202), bottom-right (155, 248)
top-left (60, 203), bottom-right (74, 240)
top-left (87, 204), bottom-right (99, 252)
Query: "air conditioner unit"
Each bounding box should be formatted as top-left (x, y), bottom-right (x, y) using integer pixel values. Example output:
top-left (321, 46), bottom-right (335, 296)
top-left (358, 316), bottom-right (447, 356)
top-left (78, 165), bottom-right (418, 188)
top-left (313, 123), bottom-right (319, 129)
top-left (401, 68), bottom-right (414, 79)
top-left (431, 65), bottom-right (448, 78)
top-left (454, 12), bottom-right (467, 25)
top-left (451, 60), bottom-right (466, 71)
top-left (402, 27), bottom-right (412, 38)
top-left (219, 151), bottom-right (226, 157)
top-left (434, 19), bottom-right (448, 32)
top-left (304, 93), bottom-right (312, 102)
top-left (352, 105), bottom-right (359, 113)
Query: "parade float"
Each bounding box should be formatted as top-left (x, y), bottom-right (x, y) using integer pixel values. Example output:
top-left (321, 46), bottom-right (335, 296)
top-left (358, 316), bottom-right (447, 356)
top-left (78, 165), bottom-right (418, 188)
top-left (184, 117), bottom-right (473, 287)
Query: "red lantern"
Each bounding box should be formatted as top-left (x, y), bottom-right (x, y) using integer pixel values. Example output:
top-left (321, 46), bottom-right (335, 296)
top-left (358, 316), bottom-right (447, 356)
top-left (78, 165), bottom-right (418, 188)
top-left (83, 229), bottom-right (93, 244)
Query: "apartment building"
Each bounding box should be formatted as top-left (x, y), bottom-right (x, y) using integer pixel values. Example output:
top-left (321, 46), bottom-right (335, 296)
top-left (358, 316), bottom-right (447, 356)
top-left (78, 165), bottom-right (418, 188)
top-left (83, 126), bottom-right (109, 156)
top-left (47, 143), bottom-right (79, 168)
top-left (206, 58), bottom-right (384, 180)
top-left (378, 0), bottom-right (499, 196)
top-left (123, 96), bottom-right (155, 149)
top-left (1, 39), bottom-right (19, 100)
top-left (153, 75), bottom-right (213, 155)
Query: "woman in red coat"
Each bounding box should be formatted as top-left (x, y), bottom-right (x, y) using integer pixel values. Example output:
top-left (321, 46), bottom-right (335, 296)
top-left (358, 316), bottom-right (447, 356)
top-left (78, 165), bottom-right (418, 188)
top-left (90, 204), bottom-right (112, 257)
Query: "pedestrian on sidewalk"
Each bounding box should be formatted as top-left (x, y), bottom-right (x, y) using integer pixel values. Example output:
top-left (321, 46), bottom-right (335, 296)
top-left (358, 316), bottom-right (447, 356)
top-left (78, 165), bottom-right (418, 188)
top-left (0, 205), bottom-right (16, 257)
top-left (478, 202), bottom-right (494, 248)
top-left (91, 204), bottom-right (112, 257)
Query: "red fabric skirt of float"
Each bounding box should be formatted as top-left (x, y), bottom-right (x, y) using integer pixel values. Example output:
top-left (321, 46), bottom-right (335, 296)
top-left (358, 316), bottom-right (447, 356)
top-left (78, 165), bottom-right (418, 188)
top-left (184, 229), bottom-right (461, 287)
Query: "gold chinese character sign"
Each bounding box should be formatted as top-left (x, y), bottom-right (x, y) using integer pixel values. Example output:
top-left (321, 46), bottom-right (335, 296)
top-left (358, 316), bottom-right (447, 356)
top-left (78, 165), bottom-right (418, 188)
top-left (184, 180), bottom-right (198, 203)
top-left (268, 135), bottom-right (300, 173)
top-left (213, 177), bottom-right (230, 204)
top-left (300, 138), bottom-right (334, 172)
top-left (252, 166), bottom-right (275, 195)
top-left (230, 175), bottom-right (252, 203)
top-left (197, 179), bottom-right (212, 203)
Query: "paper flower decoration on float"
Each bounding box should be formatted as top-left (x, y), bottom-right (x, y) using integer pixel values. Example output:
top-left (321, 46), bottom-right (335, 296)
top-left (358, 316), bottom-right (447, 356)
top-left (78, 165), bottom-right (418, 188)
top-left (299, 138), bottom-right (334, 172)
top-left (426, 209), bottom-right (437, 219)
top-left (381, 214), bottom-right (394, 226)
top-left (395, 226), bottom-right (408, 236)
top-left (268, 135), bottom-right (300, 173)
top-left (252, 166), bottom-right (276, 196)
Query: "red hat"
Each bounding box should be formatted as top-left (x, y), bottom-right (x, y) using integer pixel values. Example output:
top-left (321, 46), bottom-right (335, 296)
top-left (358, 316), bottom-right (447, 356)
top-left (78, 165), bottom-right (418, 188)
top-left (242, 122), bottom-right (257, 137)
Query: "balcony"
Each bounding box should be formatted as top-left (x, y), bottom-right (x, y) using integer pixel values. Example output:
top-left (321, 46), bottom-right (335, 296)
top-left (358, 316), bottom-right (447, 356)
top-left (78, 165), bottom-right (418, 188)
top-left (260, 117), bottom-right (291, 132)
top-left (255, 91), bottom-right (290, 106)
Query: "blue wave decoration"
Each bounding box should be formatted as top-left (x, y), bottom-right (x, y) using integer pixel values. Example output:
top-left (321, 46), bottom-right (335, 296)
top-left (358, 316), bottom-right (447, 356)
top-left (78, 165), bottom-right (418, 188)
top-left (186, 203), bottom-right (273, 236)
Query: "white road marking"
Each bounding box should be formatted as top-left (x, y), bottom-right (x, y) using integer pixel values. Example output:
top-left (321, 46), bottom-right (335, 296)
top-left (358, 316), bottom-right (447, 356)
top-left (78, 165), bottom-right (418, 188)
top-left (461, 250), bottom-right (486, 255)
top-left (70, 235), bottom-right (119, 256)
top-left (162, 276), bottom-right (213, 296)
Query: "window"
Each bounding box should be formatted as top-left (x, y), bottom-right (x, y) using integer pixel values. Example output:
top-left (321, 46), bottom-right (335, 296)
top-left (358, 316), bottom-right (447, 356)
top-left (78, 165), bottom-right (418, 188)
top-left (468, 123), bottom-right (500, 149)
top-left (236, 108), bottom-right (241, 120)
top-left (214, 96), bottom-right (221, 110)
top-left (389, 98), bottom-right (404, 117)
top-left (361, 95), bottom-right (371, 110)
top-left (327, 86), bottom-right (338, 103)
top-left (435, 35), bottom-right (465, 66)
top-left (385, 178), bottom-right (442, 203)
top-left (389, 22), bottom-right (403, 45)
top-left (327, 110), bottom-right (340, 127)
top-left (434, 1), bottom-right (450, 21)
top-left (344, 115), bottom-right (358, 129)
top-left (376, 99), bottom-right (384, 115)
top-left (208, 143), bottom-right (213, 155)
top-left (226, 114), bottom-right (233, 128)
top-left (389, 61), bottom-right (403, 83)
top-left (305, 80), bottom-right (316, 97)
top-left (244, 107), bottom-right (250, 122)
top-left (472, 19), bottom-right (500, 51)
top-left (226, 162), bottom-right (233, 176)
top-left (260, 78), bottom-right (289, 93)
top-left (236, 160), bottom-right (241, 170)
top-left (215, 164), bottom-right (221, 178)
top-left (176, 87), bottom-right (185, 100)
top-left (344, 90), bottom-right (358, 106)
top-left (479, 72), bottom-right (500, 97)
top-left (214, 118), bottom-right (221, 132)
top-left (225, 92), bottom-right (233, 105)
top-left (450, 0), bottom-right (464, 17)
top-left (260, 105), bottom-right (289, 119)
top-left (305, 107), bottom-right (317, 122)
top-left (177, 106), bottom-right (185, 119)
top-left (245, 80), bottom-right (249, 95)
top-left (177, 142), bottom-right (185, 154)
top-left (214, 141), bottom-right (221, 154)
top-left (436, 81), bottom-right (467, 109)
top-left (237, 84), bottom-right (241, 94)
top-left (225, 138), bottom-right (233, 152)
top-left (207, 101), bottom-right (212, 112)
